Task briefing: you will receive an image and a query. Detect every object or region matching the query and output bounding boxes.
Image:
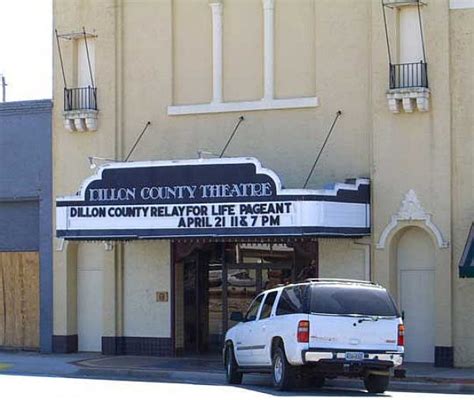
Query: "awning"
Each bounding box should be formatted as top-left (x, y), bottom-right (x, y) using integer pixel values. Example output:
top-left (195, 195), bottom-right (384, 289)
top-left (56, 157), bottom-right (370, 241)
top-left (459, 223), bottom-right (474, 278)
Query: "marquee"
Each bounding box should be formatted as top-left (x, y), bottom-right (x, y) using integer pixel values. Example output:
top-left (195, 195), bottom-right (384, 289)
top-left (56, 157), bottom-right (370, 240)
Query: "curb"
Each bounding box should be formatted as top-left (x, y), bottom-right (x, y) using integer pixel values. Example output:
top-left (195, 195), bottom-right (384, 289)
top-left (74, 365), bottom-right (474, 394)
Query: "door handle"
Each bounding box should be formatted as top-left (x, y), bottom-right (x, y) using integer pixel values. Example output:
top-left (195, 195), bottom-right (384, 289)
top-left (401, 310), bottom-right (405, 321)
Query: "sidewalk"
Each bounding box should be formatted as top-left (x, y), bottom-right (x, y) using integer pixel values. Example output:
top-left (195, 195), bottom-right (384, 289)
top-left (0, 351), bottom-right (474, 393)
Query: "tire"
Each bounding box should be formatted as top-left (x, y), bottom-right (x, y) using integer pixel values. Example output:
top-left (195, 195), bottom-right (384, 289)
top-left (225, 343), bottom-right (243, 385)
top-left (363, 374), bottom-right (390, 394)
top-left (271, 346), bottom-right (296, 391)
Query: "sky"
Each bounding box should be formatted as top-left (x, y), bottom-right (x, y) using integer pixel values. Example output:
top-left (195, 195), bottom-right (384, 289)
top-left (0, 0), bottom-right (52, 101)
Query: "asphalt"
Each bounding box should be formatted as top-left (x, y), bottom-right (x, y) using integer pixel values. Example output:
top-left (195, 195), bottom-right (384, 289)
top-left (0, 351), bottom-right (474, 394)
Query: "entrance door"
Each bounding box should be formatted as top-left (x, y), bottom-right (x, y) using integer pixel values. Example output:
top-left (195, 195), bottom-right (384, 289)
top-left (77, 243), bottom-right (103, 352)
top-left (400, 269), bottom-right (435, 362)
top-left (175, 242), bottom-right (300, 356)
top-left (397, 227), bottom-right (435, 363)
top-left (183, 258), bottom-right (208, 353)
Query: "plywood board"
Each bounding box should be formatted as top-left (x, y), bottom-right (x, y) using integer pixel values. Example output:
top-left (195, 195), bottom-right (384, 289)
top-left (0, 252), bottom-right (39, 349)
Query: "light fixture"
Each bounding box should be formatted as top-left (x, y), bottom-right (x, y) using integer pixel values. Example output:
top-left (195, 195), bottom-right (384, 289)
top-left (197, 150), bottom-right (219, 159)
top-left (88, 156), bottom-right (118, 170)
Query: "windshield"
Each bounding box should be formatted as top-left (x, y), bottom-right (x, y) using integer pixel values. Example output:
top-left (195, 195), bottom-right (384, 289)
top-left (310, 285), bottom-right (399, 317)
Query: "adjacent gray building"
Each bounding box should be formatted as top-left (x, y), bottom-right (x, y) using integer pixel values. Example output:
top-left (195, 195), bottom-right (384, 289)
top-left (0, 100), bottom-right (52, 352)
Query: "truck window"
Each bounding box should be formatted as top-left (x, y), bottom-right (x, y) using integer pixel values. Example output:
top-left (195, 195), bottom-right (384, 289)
top-left (245, 293), bottom-right (264, 322)
top-left (310, 285), bottom-right (399, 317)
top-left (260, 291), bottom-right (278, 319)
top-left (276, 285), bottom-right (309, 315)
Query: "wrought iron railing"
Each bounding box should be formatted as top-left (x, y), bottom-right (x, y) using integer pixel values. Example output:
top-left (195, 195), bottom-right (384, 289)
top-left (389, 62), bottom-right (428, 89)
top-left (64, 86), bottom-right (97, 111)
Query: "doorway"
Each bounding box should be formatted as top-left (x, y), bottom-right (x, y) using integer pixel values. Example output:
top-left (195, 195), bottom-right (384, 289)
top-left (174, 240), bottom-right (318, 355)
top-left (183, 255), bottom-right (209, 354)
top-left (397, 227), bottom-right (435, 363)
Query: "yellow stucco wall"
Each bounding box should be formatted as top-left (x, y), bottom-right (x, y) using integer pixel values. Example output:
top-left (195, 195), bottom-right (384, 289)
top-left (450, 7), bottom-right (474, 367)
top-left (318, 239), bottom-right (368, 281)
top-left (123, 241), bottom-right (171, 338)
top-left (52, 0), bottom-right (474, 364)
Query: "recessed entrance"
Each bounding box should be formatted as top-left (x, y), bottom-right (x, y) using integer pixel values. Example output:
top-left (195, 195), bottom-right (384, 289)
top-left (173, 240), bottom-right (318, 355)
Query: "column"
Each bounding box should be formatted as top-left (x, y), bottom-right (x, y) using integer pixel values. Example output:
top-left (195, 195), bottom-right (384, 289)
top-left (210, 2), bottom-right (223, 104)
top-left (263, 0), bottom-right (275, 101)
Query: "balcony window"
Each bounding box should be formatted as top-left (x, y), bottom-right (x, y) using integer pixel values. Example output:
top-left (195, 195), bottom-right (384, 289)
top-left (382, 1), bottom-right (430, 113)
top-left (56, 29), bottom-right (98, 132)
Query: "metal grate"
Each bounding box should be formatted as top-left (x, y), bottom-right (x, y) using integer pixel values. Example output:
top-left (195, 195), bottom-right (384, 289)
top-left (389, 62), bottom-right (428, 89)
top-left (64, 86), bottom-right (97, 111)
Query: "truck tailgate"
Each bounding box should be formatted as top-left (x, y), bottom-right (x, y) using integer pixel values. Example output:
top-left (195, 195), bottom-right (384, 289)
top-left (309, 314), bottom-right (399, 352)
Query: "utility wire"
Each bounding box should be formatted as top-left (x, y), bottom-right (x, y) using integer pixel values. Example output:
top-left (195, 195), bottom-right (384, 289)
top-left (303, 110), bottom-right (342, 189)
top-left (219, 116), bottom-right (245, 158)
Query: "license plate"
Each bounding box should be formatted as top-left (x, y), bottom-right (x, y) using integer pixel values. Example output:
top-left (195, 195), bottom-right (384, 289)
top-left (345, 351), bottom-right (364, 361)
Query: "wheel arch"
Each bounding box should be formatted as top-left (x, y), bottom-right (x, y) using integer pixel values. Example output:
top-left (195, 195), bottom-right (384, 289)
top-left (271, 336), bottom-right (285, 356)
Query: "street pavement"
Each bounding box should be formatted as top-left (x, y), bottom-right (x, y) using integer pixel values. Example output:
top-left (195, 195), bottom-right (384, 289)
top-left (0, 374), bottom-right (471, 400)
top-left (0, 351), bottom-right (473, 396)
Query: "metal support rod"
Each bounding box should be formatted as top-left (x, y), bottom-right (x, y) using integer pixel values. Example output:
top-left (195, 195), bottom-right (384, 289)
top-left (219, 116), bottom-right (244, 158)
top-left (417, 0), bottom-right (427, 63)
top-left (82, 27), bottom-right (95, 88)
top-left (1, 76), bottom-right (6, 102)
top-left (124, 121), bottom-right (151, 162)
top-left (303, 110), bottom-right (342, 189)
top-left (381, 1), bottom-right (392, 65)
top-left (221, 244), bottom-right (228, 337)
top-left (55, 29), bottom-right (68, 88)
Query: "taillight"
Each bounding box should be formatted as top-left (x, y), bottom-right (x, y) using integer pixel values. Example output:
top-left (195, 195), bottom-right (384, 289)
top-left (398, 324), bottom-right (405, 346)
top-left (297, 320), bottom-right (310, 343)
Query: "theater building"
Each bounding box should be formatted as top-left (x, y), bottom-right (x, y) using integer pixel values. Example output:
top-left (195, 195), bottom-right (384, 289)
top-left (52, 0), bottom-right (474, 367)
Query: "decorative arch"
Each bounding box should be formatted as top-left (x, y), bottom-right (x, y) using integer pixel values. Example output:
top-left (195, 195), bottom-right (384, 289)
top-left (377, 189), bottom-right (448, 250)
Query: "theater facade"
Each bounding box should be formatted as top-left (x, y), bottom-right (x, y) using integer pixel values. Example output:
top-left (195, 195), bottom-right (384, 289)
top-left (53, 0), bottom-right (473, 367)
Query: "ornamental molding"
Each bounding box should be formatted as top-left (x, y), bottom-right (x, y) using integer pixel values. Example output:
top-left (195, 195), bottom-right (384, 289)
top-left (377, 189), bottom-right (449, 249)
top-left (63, 109), bottom-right (98, 132)
top-left (387, 88), bottom-right (430, 113)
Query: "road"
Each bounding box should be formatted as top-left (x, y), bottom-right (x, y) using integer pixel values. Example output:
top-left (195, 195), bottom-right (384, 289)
top-left (0, 374), bottom-right (469, 400)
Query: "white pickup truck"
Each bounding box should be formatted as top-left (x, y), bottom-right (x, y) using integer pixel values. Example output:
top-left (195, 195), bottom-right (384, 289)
top-left (223, 279), bottom-right (404, 393)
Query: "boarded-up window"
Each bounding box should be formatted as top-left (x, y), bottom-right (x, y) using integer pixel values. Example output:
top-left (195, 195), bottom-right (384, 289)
top-left (0, 252), bottom-right (39, 349)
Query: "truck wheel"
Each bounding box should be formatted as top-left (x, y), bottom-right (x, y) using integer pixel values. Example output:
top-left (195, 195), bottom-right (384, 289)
top-left (225, 344), bottom-right (243, 384)
top-left (363, 374), bottom-right (390, 394)
top-left (272, 346), bottom-right (296, 391)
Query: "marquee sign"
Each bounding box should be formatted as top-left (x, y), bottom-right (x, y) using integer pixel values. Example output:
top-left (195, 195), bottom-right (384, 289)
top-left (56, 157), bottom-right (370, 240)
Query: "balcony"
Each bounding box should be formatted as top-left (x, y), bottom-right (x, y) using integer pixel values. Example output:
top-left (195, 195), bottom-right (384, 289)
top-left (389, 62), bottom-right (428, 89)
top-left (387, 62), bottom-right (430, 114)
top-left (64, 86), bottom-right (97, 111)
top-left (63, 86), bottom-right (98, 132)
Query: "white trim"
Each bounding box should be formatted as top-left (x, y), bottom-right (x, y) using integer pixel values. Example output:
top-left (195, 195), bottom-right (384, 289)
top-left (209, 2), bottom-right (223, 104)
top-left (263, 0), bottom-right (275, 100)
top-left (376, 189), bottom-right (448, 249)
top-left (168, 0), bottom-right (319, 116)
top-left (168, 96), bottom-right (319, 115)
top-left (450, 0), bottom-right (474, 9)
